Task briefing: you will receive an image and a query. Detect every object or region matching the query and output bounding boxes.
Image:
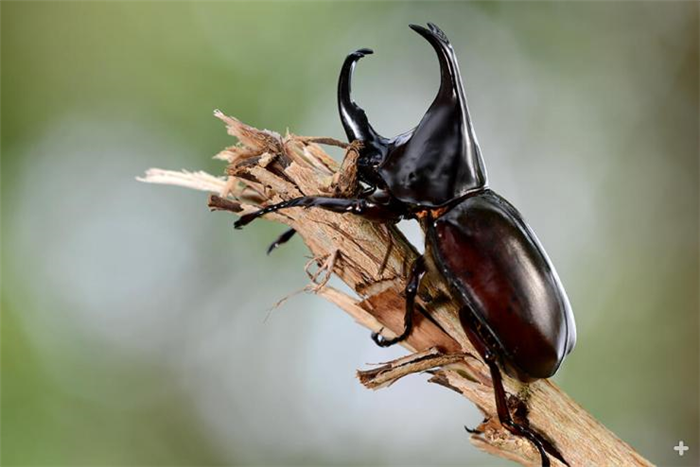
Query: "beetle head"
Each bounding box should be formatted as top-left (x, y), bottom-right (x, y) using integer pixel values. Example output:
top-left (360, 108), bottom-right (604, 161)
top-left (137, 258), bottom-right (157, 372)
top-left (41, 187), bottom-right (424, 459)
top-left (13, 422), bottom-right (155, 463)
top-left (338, 23), bottom-right (488, 204)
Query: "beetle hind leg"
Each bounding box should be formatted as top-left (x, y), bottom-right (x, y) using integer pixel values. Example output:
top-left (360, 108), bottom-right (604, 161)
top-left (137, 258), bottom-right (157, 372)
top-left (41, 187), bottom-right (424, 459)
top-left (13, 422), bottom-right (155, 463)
top-left (483, 351), bottom-right (569, 467)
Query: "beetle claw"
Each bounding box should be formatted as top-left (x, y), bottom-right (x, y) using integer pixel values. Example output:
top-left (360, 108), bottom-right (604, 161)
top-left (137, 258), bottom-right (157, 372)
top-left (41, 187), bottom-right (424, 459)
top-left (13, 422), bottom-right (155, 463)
top-left (371, 331), bottom-right (387, 347)
top-left (370, 330), bottom-right (400, 347)
top-left (463, 425), bottom-right (483, 435)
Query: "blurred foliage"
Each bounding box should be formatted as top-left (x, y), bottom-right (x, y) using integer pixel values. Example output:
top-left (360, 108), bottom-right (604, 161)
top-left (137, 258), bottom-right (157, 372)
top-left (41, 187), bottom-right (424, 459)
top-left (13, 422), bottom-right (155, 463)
top-left (2, 1), bottom-right (698, 466)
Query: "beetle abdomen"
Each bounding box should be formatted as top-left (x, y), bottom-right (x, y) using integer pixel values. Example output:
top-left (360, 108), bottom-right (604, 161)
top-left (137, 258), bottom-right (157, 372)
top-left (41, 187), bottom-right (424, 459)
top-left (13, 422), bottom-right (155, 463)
top-left (429, 190), bottom-right (576, 379)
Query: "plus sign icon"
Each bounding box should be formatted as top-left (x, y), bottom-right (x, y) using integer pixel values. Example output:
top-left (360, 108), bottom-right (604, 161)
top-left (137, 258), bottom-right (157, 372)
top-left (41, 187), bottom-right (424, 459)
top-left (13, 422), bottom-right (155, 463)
top-left (673, 440), bottom-right (689, 457)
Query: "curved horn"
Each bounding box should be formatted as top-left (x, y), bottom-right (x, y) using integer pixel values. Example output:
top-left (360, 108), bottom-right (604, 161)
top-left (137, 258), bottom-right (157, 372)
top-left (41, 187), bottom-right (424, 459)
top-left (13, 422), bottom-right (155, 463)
top-left (337, 48), bottom-right (384, 145)
top-left (408, 23), bottom-right (487, 189)
top-left (409, 23), bottom-right (458, 100)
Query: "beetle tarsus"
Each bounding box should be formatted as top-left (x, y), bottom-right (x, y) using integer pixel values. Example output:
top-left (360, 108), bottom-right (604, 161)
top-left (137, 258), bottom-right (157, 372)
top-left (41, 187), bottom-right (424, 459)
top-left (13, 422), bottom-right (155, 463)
top-left (235, 197), bottom-right (338, 229)
top-left (267, 228), bottom-right (297, 255)
top-left (234, 194), bottom-right (404, 230)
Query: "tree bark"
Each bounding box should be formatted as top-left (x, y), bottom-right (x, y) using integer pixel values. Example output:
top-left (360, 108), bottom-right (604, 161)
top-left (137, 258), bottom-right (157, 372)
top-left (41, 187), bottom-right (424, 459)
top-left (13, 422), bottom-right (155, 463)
top-left (138, 111), bottom-right (654, 467)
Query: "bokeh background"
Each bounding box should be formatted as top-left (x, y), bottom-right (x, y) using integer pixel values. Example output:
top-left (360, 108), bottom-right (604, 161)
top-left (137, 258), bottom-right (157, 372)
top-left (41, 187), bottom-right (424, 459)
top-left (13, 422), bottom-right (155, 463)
top-left (2, 1), bottom-right (698, 466)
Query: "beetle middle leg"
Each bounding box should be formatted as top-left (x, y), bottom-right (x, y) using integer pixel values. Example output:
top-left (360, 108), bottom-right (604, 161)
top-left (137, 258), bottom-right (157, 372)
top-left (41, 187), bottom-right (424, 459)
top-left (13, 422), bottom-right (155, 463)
top-left (372, 255), bottom-right (426, 347)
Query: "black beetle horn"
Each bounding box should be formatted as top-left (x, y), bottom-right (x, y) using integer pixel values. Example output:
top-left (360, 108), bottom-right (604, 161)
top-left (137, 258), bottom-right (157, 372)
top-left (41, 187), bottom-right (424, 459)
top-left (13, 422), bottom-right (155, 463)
top-left (337, 48), bottom-right (385, 146)
top-left (408, 22), bottom-right (488, 191)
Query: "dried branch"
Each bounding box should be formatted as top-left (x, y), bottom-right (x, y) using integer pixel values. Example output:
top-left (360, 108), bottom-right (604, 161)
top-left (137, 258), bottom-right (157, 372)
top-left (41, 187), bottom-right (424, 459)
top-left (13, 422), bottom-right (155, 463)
top-left (136, 168), bottom-right (228, 193)
top-left (138, 111), bottom-right (654, 467)
top-left (356, 347), bottom-right (472, 390)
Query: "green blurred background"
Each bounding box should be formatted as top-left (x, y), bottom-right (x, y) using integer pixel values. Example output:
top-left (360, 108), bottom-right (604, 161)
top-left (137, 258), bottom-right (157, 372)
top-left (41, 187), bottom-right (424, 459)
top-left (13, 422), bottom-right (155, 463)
top-left (2, 1), bottom-right (698, 466)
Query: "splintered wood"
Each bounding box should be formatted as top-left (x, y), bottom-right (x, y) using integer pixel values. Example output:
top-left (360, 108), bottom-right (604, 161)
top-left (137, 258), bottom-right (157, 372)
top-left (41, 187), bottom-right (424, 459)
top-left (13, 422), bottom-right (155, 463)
top-left (138, 111), bottom-right (653, 467)
top-left (357, 347), bottom-right (472, 390)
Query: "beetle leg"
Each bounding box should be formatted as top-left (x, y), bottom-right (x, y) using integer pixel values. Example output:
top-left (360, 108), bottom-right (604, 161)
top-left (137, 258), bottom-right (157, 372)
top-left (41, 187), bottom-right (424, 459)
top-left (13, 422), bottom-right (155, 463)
top-left (483, 351), bottom-right (569, 467)
top-left (266, 228), bottom-right (297, 255)
top-left (234, 195), bottom-right (403, 229)
top-left (372, 256), bottom-right (426, 347)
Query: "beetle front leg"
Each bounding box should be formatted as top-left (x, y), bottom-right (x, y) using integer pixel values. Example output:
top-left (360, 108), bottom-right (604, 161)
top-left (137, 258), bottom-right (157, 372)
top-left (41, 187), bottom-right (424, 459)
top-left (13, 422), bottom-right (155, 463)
top-left (234, 195), bottom-right (403, 229)
top-left (372, 255), bottom-right (426, 347)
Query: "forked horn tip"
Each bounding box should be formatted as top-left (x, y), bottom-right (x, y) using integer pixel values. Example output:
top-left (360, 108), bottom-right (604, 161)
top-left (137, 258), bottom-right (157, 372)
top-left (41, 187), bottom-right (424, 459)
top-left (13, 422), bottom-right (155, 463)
top-left (409, 22), bottom-right (451, 45)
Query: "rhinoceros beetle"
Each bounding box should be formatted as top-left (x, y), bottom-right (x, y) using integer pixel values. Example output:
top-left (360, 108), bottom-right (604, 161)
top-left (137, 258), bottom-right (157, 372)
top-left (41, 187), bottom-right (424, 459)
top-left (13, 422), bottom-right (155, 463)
top-left (235, 23), bottom-right (576, 467)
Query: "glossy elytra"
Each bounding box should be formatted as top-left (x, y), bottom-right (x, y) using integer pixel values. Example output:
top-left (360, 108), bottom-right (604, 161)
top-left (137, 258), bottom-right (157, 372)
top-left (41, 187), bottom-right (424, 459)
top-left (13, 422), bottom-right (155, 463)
top-left (235, 23), bottom-right (576, 467)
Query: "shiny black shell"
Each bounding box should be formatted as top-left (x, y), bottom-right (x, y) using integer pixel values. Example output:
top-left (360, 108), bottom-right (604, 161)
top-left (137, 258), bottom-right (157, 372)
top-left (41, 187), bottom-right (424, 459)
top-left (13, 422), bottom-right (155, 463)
top-left (427, 189), bottom-right (576, 379)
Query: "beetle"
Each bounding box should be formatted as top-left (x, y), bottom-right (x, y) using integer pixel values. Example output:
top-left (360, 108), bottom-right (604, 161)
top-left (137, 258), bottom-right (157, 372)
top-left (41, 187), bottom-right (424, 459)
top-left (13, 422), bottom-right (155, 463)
top-left (234, 23), bottom-right (576, 467)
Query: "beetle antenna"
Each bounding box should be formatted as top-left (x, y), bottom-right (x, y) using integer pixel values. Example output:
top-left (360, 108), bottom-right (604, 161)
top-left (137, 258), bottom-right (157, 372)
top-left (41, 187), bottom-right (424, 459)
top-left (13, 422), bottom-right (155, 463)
top-left (337, 48), bottom-right (386, 147)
